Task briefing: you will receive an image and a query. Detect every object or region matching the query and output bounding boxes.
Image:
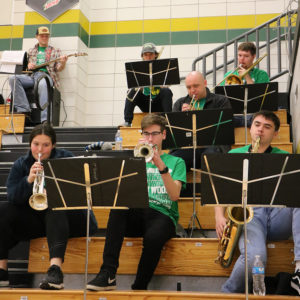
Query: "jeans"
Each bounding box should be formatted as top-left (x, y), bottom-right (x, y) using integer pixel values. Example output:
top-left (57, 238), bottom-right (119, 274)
top-left (222, 207), bottom-right (300, 293)
top-left (124, 87), bottom-right (173, 124)
top-left (9, 72), bottom-right (53, 122)
top-left (101, 207), bottom-right (175, 289)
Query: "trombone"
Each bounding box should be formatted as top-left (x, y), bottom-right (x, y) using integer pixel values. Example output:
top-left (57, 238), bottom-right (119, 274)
top-left (211, 53), bottom-right (268, 89)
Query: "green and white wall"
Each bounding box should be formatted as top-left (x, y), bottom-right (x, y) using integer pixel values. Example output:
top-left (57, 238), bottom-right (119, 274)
top-left (0, 0), bottom-right (297, 126)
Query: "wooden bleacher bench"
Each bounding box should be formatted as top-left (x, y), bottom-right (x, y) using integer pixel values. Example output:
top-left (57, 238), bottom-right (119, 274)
top-left (0, 289), bottom-right (294, 300)
top-left (0, 104), bottom-right (25, 134)
top-left (28, 237), bottom-right (294, 276)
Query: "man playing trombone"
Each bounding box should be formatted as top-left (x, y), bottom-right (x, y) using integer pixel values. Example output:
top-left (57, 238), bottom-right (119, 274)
top-left (220, 42), bottom-right (269, 86)
top-left (215, 110), bottom-right (300, 295)
top-left (122, 43), bottom-right (173, 127)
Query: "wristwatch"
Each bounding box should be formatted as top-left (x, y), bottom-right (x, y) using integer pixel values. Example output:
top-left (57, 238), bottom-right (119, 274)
top-left (159, 166), bottom-right (169, 174)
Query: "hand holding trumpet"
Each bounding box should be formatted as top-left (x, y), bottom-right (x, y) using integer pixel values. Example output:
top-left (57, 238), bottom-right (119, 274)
top-left (28, 160), bottom-right (43, 184)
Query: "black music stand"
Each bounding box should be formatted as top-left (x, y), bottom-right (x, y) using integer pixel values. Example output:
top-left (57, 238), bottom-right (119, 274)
top-left (43, 156), bottom-right (148, 299)
top-left (215, 82), bottom-right (278, 143)
top-left (125, 58), bottom-right (180, 113)
top-left (199, 153), bottom-right (300, 299)
top-left (162, 109), bottom-right (234, 237)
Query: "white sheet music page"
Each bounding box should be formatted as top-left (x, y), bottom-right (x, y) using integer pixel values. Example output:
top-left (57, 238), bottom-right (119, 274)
top-left (0, 51), bottom-right (26, 73)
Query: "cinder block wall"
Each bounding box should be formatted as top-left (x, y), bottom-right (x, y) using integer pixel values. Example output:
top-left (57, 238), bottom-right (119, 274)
top-left (0, 0), bottom-right (297, 126)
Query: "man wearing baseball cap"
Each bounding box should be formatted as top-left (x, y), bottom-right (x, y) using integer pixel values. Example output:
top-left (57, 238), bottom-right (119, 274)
top-left (122, 42), bottom-right (173, 127)
top-left (9, 26), bottom-right (68, 124)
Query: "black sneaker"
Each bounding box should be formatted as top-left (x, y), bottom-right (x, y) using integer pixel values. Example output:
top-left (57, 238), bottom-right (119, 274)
top-left (86, 270), bottom-right (116, 291)
top-left (291, 270), bottom-right (300, 295)
top-left (39, 265), bottom-right (64, 290)
top-left (0, 269), bottom-right (9, 287)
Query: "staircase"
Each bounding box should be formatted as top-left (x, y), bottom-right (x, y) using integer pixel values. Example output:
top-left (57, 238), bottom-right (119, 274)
top-left (190, 9), bottom-right (297, 87)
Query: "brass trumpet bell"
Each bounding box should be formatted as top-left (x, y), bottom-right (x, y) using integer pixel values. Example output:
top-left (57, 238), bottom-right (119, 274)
top-left (29, 193), bottom-right (48, 211)
top-left (134, 143), bottom-right (155, 162)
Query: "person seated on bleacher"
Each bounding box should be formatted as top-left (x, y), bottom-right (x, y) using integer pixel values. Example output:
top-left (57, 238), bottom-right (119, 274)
top-left (220, 42), bottom-right (269, 86)
top-left (122, 43), bottom-right (173, 127)
top-left (171, 71), bottom-right (232, 170)
top-left (0, 123), bottom-right (97, 290)
top-left (87, 114), bottom-right (186, 291)
top-left (214, 110), bottom-right (300, 295)
top-left (9, 26), bottom-right (67, 123)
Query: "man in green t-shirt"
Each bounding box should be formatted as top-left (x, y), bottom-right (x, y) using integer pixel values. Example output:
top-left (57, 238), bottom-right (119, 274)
top-left (215, 111), bottom-right (300, 295)
top-left (87, 114), bottom-right (186, 291)
top-left (220, 42), bottom-right (269, 86)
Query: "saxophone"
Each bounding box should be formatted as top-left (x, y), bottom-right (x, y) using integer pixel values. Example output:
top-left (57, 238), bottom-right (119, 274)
top-left (216, 136), bottom-right (259, 268)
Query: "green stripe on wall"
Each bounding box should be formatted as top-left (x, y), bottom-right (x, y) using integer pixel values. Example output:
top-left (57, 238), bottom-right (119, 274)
top-left (0, 38), bottom-right (23, 51)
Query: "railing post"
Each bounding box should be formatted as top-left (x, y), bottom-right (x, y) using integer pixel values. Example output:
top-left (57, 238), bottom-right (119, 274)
top-left (256, 29), bottom-right (260, 60)
top-left (288, 11), bottom-right (293, 57)
top-left (266, 24), bottom-right (271, 76)
top-left (213, 51), bottom-right (217, 87)
top-left (277, 18), bottom-right (282, 73)
top-left (223, 46), bottom-right (228, 75)
top-left (202, 56), bottom-right (206, 77)
top-left (234, 40), bottom-right (238, 68)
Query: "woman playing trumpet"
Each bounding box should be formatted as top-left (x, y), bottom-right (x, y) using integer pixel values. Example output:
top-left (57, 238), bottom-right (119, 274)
top-left (0, 123), bottom-right (97, 289)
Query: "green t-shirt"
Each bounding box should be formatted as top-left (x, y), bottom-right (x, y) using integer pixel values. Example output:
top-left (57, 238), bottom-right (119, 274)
top-left (143, 86), bottom-right (160, 99)
top-left (229, 144), bottom-right (289, 154)
top-left (146, 153), bottom-right (186, 226)
top-left (220, 68), bottom-right (269, 86)
top-left (36, 46), bottom-right (48, 73)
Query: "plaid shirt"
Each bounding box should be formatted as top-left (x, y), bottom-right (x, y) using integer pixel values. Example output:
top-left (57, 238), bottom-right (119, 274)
top-left (27, 43), bottom-right (63, 89)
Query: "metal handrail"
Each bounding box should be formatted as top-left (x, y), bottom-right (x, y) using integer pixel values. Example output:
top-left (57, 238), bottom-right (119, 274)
top-left (190, 9), bottom-right (297, 87)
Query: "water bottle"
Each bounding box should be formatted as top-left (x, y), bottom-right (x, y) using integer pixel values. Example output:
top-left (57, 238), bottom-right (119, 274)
top-left (252, 255), bottom-right (266, 296)
top-left (115, 129), bottom-right (123, 150)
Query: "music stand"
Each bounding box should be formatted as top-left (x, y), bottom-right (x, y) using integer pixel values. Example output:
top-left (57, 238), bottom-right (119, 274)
top-left (43, 156), bottom-right (148, 300)
top-left (162, 109), bottom-right (234, 237)
top-left (125, 58), bottom-right (180, 113)
top-left (199, 153), bottom-right (300, 299)
top-left (215, 82), bottom-right (278, 143)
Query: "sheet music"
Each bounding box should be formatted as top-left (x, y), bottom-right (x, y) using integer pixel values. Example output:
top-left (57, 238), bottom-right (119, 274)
top-left (0, 51), bottom-right (26, 74)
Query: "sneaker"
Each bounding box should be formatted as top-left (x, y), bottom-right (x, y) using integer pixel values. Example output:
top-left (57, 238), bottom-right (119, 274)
top-left (291, 270), bottom-right (300, 295)
top-left (0, 269), bottom-right (9, 287)
top-left (39, 265), bottom-right (64, 290)
top-left (86, 270), bottom-right (116, 291)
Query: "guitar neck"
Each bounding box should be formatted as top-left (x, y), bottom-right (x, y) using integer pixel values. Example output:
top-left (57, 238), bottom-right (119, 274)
top-left (31, 53), bottom-right (79, 71)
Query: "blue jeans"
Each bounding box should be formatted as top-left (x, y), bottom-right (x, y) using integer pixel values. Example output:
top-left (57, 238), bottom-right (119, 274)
top-left (222, 207), bottom-right (300, 293)
top-left (9, 72), bottom-right (53, 122)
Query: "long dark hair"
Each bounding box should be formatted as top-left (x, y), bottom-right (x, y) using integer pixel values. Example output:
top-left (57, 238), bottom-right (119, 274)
top-left (29, 123), bottom-right (56, 146)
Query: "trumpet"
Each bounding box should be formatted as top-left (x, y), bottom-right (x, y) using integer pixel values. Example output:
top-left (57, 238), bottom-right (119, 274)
top-left (29, 153), bottom-right (48, 211)
top-left (134, 143), bottom-right (157, 162)
top-left (189, 95), bottom-right (196, 111)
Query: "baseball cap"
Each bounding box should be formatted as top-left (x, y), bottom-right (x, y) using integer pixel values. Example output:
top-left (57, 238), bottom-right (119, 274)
top-left (36, 26), bottom-right (50, 35)
top-left (141, 43), bottom-right (158, 56)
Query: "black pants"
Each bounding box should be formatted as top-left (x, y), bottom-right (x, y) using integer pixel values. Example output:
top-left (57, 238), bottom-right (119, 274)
top-left (101, 207), bottom-right (175, 289)
top-left (0, 202), bottom-right (93, 261)
top-left (124, 88), bottom-right (173, 124)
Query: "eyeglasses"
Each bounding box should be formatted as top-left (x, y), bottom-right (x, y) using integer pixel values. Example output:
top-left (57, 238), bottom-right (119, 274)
top-left (141, 131), bottom-right (162, 137)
